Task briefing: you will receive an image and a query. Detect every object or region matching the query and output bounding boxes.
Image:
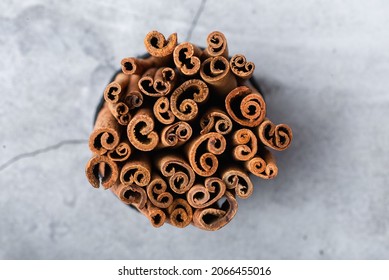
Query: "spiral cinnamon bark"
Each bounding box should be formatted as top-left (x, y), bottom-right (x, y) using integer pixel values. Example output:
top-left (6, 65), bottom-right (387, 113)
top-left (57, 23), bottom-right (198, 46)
top-left (200, 109), bottom-right (233, 135)
top-left (230, 54), bottom-right (255, 80)
top-left (139, 67), bottom-right (177, 97)
top-left (153, 97), bottom-right (175, 125)
top-left (159, 121), bottom-right (192, 148)
top-left (225, 86), bottom-right (266, 127)
top-left (156, 154), bottom-right (195, 194)
top-left (187, 177), bottom-right (226, 209)
top-left (170, 79), bottom-right (209, 121)
top-left (186, 132), bottom-right (226, 177)
top-left (127, 108), bottom-right (159, 151)
top-left (146, 176), bottom-right (173, 209)
top-left (123, 75), bottom-right (143, 110)
top-left (203, 31), bottom-right (228, 58)
top-left (89, 104), bottom-right (120, 155)
top-left (85, 155), bottom-right (118, 189)
top-left (173, 42), bottom-right (202, 76)
top-left (144, 31), bottom-right (177, 59)
top-left (103, 72), bottom-right (130, 104)
top-left (107, 101), bottom-right (131, 126)
top-left (192, 191), bottom-right (237, 231)
top-left (111, 183), bottom-right (147, 209)
top-left (231, 128), bottom-right (258, 161)
top-left (245, 149), bottom-right (278, 179)
top-left (221, 167), bottom-right (253, 199)
top-left (140, 201), bottom-right (167, 228)
top-left (200, 56), bottom-right (237, 95)
top-left (167, 198), bottom-right (193, 228)
top-left (257, 119), bottom-right (293, 151)
top-left (120, 158), bottom-right (151, 187)
top-left (107, 140), bottom-right (131, 162)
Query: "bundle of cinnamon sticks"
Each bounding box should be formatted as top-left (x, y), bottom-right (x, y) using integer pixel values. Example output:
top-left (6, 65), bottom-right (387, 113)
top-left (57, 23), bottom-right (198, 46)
top-left (85, 31), bottom-right (293, 231)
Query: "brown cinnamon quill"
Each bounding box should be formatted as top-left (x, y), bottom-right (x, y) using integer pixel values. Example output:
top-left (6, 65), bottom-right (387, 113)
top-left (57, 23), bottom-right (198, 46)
top-left (167, 198), bottom-right (193, 228)
top-left (225, 86), bottom-right (266, 127)
top-left (245, 149), bottom-right (278, 179)
top-left (85, 155), bottom-right (118, 189)
top-left (153, 97), bottom-right (175, 125)
top-left (120, 157), bottom-right (151, 187)
top-left (257, 118), bottom-right (293, 151)
top-left (231, 128), bottom-right (258, 161)
top-left (103, 72), bottom-right (130, 104)
top-left (140, 201), bottom-right (167, 228)
top-left (89, 103), bottom-right (120, 155)
top-left (111, 183), bottom-right (147, 209)
top-left (221, 167), bottom-right (254, 199)
top-left (107, 140), bottom-right (131, 162)
top-left (173, 42), bottom-right (202, 76)
top-left (203, 31), bottom-right (228, 58)
top-left (187, 177), bottom-right (226, 209)
top-left (127, 108), bottom-right (159, 151)
top-left (158, 121), bottom-right (192, 148)
top-left (230, 54), bottom-right (255, 80)
top-left (144, 31), bottom-right (177, 60)
top-left (146, 176), bottom-right (173, 209)
top-left (200, 109), bottom-right (233, 135)
top-left (123, 74), bottom-right (143, 110)
top-left (192, 191), bottom-right (237, 231)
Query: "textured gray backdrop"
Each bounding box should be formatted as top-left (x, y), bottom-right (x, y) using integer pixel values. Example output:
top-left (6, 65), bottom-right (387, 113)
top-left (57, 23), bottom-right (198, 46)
top-left (1, 0), bottom-right (388, 259)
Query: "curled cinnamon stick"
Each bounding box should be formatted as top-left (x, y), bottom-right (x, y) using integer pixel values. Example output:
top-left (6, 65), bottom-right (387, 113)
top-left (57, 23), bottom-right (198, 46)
top-left (225, 86), bottom-right (266, 127)
top-left (127, 108), bottom-right (159, 151)
top-left (200, 109), bottom-right (233, 135)
top-left (121, 57), bottom-right (156, 75)
top-left (230, 54), bottom-right (255, 80)
top-left (203, 31), bottom-right (228, 58)
top-left (192, 191), bottom-right (238, 231)
top-left (173, 42), bottom-right (202, 76)
top-left (144, 31), bottom-right (177, 59)
top-left (85, 155), bottom-right (118, 189)
top-left (170, 79), bottom-right (209, 121)
top-left (153, 97), bottom-right (175, 125)
top-left (89, 104), bottom-right (120, 155)
top-left (167, 198), bottom-right (193, 228)
top-left (257, 118), bottom-right (293, 151)
top-left (186, 132), bottom-right (226, 177)
top-left (159, 121), bottom-right (192, 148)
top-left (146, 176), bottom-right (173, 209)
top-left (123, 74), bottom-right (143, 109)
top-left (120, 158), bottom-right (151, 187)
top-left (139, 67), bottom-right (177, 97)
top-left (156, 154), bottom-right (195, 194)
top-left (107, 140), bottom-right (131, 162)
top-left (231, 128), bottom-right (258, 161)
top-left (140, 201), bottom-right (167, 228)
top-left (245, 149), bottom-right (278, 179)
top-left (187, 177), bottom-right (226, 209)
top-left (103, 72), bottom-right (130, 104)
top-left (111, 183), bottom-right (147, 209)
top-left (221, 167), bottom-right (254, 199)
top-left (200, 56), bottom-right (237, 95)
top-left (107, 101), bottom-right (131, 126)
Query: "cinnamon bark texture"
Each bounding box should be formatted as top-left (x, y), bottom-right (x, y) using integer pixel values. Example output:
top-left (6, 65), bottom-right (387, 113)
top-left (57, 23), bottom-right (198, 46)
top-left (85, 30), bottom-right (293, 231)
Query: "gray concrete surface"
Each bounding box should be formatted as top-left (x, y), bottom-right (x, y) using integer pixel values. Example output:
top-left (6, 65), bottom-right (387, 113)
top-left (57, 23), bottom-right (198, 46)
top-left (1, 0), bottom-right (388, 259)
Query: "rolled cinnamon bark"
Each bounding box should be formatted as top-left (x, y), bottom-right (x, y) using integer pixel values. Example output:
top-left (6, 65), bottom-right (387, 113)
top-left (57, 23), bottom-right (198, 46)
top-left (107, 140), bottom-right (131, 162)
top-left (230, 54), bottom-right (255, 80)
top-left (167, 198), bottom-right (193, 228)
top-left (140, 201), bottom-right (167, 228)
top-left (120, 157), bottom-right (151, 187)
top-left (187, 177), bottom-right (226, 209)
top-left (111, 183), bottom-right (147, 209)
top-left (231, 128), bottom-right (258, 161)
top-left (139, 67), bottom-right (177, 97)
top-left (173, 42), bottom-right (202, 76)
top-left (89, 103), bottom-right (120, 155)
top-left (192, 191), bottom-right (238, 231)
top-left (107, 101), bottom-right (131, 126)
top-left (221, 167), bottom-right (254, 199)
top-left (103, 72), bottom-right (130, 104)
top-left (144, 31), bottom-right (177, 59)
top-left (170, 79), bottom-right (209, 121)
top-left (127, 108), bottom-right (159, 151)
top-left (158, 121), bottom-right (192, 149)
top-left (203, 31), bottom-right (228, 58)
top-left (200, 108), bottom-right (233, 135)
top-left (153, 97), bottom-right (175, 125)
top-left (245, 149), bottom-right (278, 179)
top-left (156, 154), bottom-right (195, 194)
top-left (121, 56), bottom-right (161, 76)
top-left (146, 176), bottom-right (173, 209)
top-left (225, 86), bottom-right (266, 127)
top-left (186, 132), bottom-right (226, 177)
top-left (200, 56), bottom-right (237, 95)
top-left (85, 155), bottom-right (118, 189)
top-left (123, 74), bottom-right (143, 110)
top-left (257, 118), bottom-right (293, 151)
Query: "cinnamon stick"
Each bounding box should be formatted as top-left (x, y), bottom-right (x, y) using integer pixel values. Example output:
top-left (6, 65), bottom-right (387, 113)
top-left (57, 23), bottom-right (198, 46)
top-left (146, 176), bottom-right (173, 209)
top-left (230, 54), bottom-right (255, 80)
top-left (199, 108), bottom-right (233, 135)
top-left (187, 177), bottom-right (226, 209)
top-left (158, 121), bottom-right (192, 148)
top-left (221, 167), bottom-right (254, 199)
top-left (127, 108), bottom-right (159, 151)
top-left (245, 149), bottom-right (278, 179)
top-left (119, 157), bottom-right (151, 187)
top-left (167, 198), bottom-right (193, 228)
top-left (257, 118), bottom-right (293, 151)
top-left (123, 74), bottom-right (143, 109)
top-left (111, 183), bottom-right (147, 209)
top-left (173, 42), bottom-right (202, 76)
top-left (231, 128), bottom-right (258, 161)
top-left (203, 31), bottom-right (228, 58)
top-left (85, 155), bottom-right (118, 189)
top-left (153, 97), bottom-right (175, 125)
top-left (103, 72), bottom-right (130, 104)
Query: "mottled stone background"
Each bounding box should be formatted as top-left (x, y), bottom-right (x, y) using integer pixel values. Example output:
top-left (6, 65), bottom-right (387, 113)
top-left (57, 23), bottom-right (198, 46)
top-left (0, 0), bottom-right (388, 259)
